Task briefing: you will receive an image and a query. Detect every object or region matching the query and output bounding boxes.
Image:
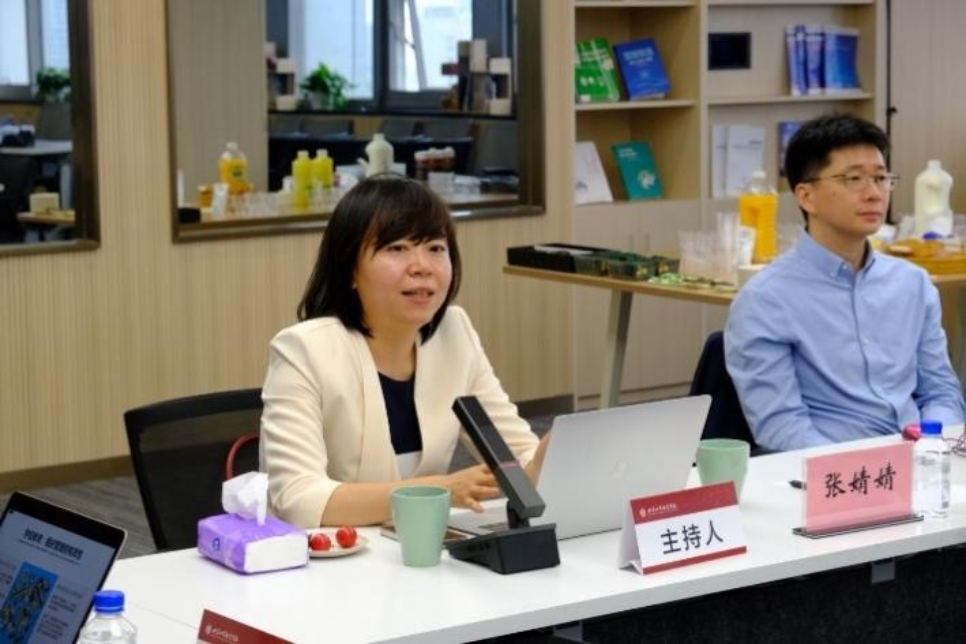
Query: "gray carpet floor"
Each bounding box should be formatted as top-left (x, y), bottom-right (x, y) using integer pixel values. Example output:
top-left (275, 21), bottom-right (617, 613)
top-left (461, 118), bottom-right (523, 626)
top-left (0, 416), bottom-right (554, 560)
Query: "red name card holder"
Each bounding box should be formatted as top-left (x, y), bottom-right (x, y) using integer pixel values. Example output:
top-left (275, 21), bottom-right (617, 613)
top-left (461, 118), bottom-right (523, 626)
top-left (198, 609), bottom-right (293, 644)
top-left (619, 482), bottom-right (747, 574)
top-left (792, 442), bottom-right (922, 539)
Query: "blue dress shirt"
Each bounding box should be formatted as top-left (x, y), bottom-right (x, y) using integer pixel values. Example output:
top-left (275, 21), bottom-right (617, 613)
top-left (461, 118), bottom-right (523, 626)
top-left (725, 233), bottom-right (965, 451)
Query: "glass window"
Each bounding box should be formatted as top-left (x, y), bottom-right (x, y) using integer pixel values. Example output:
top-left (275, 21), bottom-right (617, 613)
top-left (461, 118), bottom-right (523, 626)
top-left (0, 0), bottom-right (30, 85)
top-left (0, 0), bottom-right (70, 88)
top-left (289, 0), bottom-right (374, 100)
top-left (41, 0), bottom-right (70, 71)
top-left (388, 0), bottom-right (472, 92)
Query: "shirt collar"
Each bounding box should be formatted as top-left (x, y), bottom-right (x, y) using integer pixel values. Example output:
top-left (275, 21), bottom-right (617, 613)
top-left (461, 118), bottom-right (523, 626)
top-left (793, 232), bottom-right (877, 278)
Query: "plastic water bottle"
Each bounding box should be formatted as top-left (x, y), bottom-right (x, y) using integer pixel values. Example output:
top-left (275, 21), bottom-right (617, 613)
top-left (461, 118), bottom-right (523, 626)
top-left (737, 170), bottom-right (779, 264)
top-left (914, 419), bottom-right (950, 519)
top-left (364, 133), bottom-right (394, 177)
top-left (78, 590), bottom-right (137, 643)
top-left (914, 160), bottom-right (953, 235)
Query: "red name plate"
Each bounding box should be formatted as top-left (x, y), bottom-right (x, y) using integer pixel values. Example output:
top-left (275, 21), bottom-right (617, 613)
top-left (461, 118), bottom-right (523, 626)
top-left (198, 609), bottom-right (292, 644)
top-left (619, 482), bottom-right (747, 574)
top-left (803, 442), bottom-right (914, 534)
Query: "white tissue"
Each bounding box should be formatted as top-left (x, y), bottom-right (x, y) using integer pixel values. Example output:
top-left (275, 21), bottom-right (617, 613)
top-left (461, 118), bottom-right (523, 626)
top-left (222, 471), bottom-right (269, 525)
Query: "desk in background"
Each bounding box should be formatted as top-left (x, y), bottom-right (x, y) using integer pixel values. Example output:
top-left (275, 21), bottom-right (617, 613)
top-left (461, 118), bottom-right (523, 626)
top-left (504, 265), bottom-right (966, 406)
top-left (106, 432), bottom-right (966, 643)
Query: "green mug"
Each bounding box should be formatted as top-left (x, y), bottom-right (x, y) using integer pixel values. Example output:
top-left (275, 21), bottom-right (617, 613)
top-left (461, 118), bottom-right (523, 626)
top-left (390, 485), bottom-right (451, 567)
top-left (696, 438), bottom-right (751, 500)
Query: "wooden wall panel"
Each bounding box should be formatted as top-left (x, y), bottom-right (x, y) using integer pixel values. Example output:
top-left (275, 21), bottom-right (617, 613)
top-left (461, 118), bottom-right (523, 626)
top-left (0, 0), bottom-right (573, 477)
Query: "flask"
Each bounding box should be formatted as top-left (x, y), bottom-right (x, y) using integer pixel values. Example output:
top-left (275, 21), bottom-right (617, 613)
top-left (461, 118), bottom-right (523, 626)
top-left (218, 142), bottom-right (249, 196)
top-left (914, 419), bottom-right (950, 519)
top-left (364, 133), bottom-right (394, 177)
top-left (291, 150), bottom-right (312, 209)
top-left (312, 149), bottom-right (334, 189)
top-left (914, 160), bottom-right (953, 235)
top-left (738, 170), bottom-right (779, 263)
top-left (78, 590), bottom-right (137, 643)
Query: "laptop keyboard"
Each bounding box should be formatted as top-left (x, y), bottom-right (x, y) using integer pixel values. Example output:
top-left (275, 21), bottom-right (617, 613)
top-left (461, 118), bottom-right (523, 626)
top-left (479, 521), bottom-right (509, 532)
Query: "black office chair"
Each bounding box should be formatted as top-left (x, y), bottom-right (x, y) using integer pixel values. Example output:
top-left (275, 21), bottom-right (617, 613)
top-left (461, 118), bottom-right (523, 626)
top-left (124, 388), bottom-right (263, 551)
top-left (0, 154), bottom-right (34, 243)
top-left (378, 117), bottom-right (422, 138)
top-left (689, 331), bottom-right (764, 454)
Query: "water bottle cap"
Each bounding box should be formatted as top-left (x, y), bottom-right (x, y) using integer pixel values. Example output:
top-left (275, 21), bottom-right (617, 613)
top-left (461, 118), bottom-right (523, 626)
top-left (93, 589), bottom-right (125, 613)
top-left (920, 420), bottom-right (943, 436)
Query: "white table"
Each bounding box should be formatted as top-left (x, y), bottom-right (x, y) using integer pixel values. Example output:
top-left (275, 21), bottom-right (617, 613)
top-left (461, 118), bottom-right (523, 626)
top-left (0, 139), bottom-right (72, 156)
top-left (106, 431), bottom-right (966, 643)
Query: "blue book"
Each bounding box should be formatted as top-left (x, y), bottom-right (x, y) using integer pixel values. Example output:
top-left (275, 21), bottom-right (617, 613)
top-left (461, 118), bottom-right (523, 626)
top-left (803, 24), bottom-right (825, 95)
top-left (823, 24), bottom-right (860, 93)
top-left (784, 25), bottom-right (806, 96)
top-left (613, 38), bottom-right (670, 101)
top-left (778, 121), bottom-right (802, 176)
top-left (611, 141), bottom-right (663, 200)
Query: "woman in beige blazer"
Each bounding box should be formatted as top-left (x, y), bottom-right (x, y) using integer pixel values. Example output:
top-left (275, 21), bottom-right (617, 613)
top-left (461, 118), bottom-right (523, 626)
top-left (260, 175), bottom-right (549, 528)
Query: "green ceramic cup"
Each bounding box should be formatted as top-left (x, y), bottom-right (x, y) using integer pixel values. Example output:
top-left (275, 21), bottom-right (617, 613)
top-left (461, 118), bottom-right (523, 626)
top-left (696, 438), bottom-right (751, 500)
top-left (390, 485), bottom-right (451, 567)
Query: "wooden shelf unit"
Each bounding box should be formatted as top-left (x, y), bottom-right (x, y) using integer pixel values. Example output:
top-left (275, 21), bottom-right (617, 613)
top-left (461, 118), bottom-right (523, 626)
top-left (570, 0), bottom-right (885, 399)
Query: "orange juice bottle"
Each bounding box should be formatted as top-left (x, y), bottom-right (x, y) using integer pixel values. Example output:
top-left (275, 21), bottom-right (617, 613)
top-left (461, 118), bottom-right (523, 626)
top-left (738, 170), bottom-right (779, 263)
top-left (218, 142), bottom-right (249, 195)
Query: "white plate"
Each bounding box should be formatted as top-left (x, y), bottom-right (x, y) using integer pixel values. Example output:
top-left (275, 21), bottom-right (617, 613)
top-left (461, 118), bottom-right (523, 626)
top-left (306, 530), bottom-right (368, 558)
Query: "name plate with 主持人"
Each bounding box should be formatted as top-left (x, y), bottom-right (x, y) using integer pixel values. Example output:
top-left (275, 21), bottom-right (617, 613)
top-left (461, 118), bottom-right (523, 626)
top-left (796, 441), bottom-right (919, 538)
top-left (619, 482), bottom-right (747, 574)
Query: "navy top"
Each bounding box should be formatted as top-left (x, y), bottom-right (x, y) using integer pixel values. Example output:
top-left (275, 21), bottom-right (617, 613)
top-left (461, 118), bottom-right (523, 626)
top-left (378, 373), bottom-right (423, 455)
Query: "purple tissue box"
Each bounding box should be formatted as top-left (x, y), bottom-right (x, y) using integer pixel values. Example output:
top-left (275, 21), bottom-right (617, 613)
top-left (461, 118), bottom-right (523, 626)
top-left (197, 514), bottom-right (308, 574)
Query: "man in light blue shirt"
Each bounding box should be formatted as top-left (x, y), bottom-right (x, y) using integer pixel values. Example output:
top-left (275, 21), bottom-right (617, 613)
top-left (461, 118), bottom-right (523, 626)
top-left (725, 114), bottom-right (965, 451)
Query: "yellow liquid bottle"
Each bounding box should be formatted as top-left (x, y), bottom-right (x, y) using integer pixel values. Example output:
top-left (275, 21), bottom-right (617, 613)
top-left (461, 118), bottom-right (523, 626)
top-left (292, 150), bottom-right (312, 210)
top-left (312, 149), bottom-right (334, 189)
top-left (218, 142), bottom-right (249, 195)
top-left (738, 170), bottom-right (779, 263)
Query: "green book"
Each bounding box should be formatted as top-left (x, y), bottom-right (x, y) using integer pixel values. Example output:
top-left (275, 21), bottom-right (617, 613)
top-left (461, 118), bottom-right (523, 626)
top-left (575, 37), bottom-right (621, 103)
top-left (611, 141), bottom-right (664, 200)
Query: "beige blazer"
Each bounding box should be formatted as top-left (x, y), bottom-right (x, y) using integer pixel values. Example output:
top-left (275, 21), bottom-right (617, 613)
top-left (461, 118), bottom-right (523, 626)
top-left (260, 306), bottom-right (538, 527)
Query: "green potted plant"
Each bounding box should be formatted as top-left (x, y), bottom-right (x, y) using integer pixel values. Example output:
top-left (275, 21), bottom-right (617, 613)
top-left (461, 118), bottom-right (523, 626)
top-left (300, 63), bottom-right (353, 110)
top-left (34, 67), bottom-right (71, 103)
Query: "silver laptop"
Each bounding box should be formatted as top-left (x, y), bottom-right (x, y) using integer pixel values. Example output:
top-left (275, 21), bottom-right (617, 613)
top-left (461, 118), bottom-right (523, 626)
top-left (449, 395), bottom-right (711, 540)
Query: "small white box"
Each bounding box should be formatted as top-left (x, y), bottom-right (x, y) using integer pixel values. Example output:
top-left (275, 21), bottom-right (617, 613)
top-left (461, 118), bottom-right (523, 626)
top-left (30, 192), bottom-right (59, 213)
top-left (469, 39), bottom-right (488, 73)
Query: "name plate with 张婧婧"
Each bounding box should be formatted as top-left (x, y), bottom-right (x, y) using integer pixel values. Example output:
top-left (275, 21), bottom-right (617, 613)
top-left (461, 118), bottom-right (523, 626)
top-left (794, 442), bottom-right (921, 538)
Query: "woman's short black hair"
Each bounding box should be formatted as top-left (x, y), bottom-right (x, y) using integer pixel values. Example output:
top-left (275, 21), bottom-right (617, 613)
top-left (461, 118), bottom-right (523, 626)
top-left (297, 174), bottom-right (461, 342)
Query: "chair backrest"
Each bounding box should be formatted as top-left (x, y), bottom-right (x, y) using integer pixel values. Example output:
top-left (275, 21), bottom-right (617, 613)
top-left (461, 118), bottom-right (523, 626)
top-left (0, 154), bottom-right (35, 243)
top-left (689, 332), bottom-right (759, 451)
top-left (124, 388), bottom-right (262, 551)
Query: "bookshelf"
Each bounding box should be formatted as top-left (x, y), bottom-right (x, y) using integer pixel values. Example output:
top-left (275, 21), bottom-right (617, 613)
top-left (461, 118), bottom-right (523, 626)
top-left (570, 0), bottom-right (885, 402)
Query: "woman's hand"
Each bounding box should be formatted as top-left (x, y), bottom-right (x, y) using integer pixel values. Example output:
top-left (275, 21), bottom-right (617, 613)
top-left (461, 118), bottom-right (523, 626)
top-left (444, 465), bottom-right (500, 512)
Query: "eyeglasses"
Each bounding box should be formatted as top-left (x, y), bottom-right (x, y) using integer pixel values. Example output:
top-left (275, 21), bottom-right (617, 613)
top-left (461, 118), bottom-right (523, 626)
top-left (801, 173), bottom-right (900, 193)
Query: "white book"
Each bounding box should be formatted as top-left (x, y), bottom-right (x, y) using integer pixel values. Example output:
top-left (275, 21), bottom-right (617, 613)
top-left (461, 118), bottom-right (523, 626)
top-left (574, 141), bottom-right (614, 205)
top-left (724, 124), bottom-right (766, 198)
top-left (711, 124), bottom-right (729, 198)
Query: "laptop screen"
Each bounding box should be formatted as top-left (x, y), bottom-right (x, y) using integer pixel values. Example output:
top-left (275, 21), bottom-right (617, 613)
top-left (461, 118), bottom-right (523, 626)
top-left (0, 492), bottom-right (126, 643)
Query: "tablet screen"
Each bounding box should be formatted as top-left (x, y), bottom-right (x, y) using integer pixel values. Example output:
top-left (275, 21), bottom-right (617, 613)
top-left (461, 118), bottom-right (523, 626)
top-left (0, 492), bottom-right (126, 643)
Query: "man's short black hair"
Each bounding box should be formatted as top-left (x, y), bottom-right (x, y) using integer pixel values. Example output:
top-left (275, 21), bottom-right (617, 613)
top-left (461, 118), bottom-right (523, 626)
top-left (784, 113), bottom-right (890, 192)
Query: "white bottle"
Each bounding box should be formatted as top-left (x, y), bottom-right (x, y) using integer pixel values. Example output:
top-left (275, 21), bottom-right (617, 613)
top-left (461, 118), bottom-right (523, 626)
top-left (364, 132), bottom-right (394, 177)
top-left (78, 590), bottom-right (137, 643)
top-left (914, 160), bottom-right (953, 235)
top-left (913, 419), bottom-right (950, 519)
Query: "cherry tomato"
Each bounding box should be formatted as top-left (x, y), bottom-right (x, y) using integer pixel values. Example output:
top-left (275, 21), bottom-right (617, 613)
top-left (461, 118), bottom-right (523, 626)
top-left (309, 532), bottom-right (332, 552)
top-left (335, 526), bottom-right (357, 548)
